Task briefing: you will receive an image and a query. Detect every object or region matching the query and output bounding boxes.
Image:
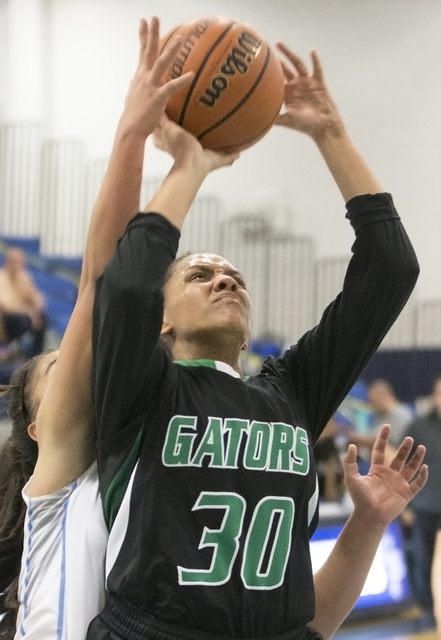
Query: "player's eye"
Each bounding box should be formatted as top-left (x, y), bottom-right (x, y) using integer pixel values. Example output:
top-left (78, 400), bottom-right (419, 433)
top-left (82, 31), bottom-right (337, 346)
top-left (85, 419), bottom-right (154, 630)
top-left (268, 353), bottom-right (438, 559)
top-left (190, 272), bottom-right (208, 281)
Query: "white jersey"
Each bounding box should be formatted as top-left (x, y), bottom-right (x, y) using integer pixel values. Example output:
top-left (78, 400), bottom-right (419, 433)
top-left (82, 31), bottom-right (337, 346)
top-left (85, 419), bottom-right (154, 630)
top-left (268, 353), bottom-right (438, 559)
top-left (15, 462), bottom-right (108, 640)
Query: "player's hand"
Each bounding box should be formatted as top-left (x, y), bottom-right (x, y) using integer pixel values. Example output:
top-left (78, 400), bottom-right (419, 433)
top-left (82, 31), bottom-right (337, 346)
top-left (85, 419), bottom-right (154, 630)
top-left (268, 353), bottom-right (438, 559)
top-left (343, 424), bottom-right (428, 529)
top-left (119, 17), bottom-right (194, 139)
top-left (275, 45), bottom-right (343, 139)
top-left (153, 115), bottom-right (240, 174)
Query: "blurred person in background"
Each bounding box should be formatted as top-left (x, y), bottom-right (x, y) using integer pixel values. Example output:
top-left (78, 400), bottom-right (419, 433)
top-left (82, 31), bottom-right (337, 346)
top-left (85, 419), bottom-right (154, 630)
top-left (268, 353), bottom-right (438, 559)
top-left (405, 375), bottom-right (441, 628)
top-left (368, 379), bottom-right (414, 446)
top-left (349, 379), bottom-right (413, 464)
top-left (314, 416), bottom-right (345, 502)
top-left (0, 248), bottom-right (47, 359)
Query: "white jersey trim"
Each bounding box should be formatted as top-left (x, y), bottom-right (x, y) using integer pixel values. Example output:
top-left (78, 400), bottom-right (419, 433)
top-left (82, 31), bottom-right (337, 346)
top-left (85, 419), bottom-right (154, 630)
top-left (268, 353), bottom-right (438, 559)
top-left (15, 461), bottom-right (107, 640)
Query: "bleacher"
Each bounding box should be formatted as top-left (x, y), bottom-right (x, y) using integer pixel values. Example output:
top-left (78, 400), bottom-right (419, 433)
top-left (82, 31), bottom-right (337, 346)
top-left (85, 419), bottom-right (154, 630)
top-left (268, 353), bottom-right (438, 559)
top-left (0, 238), bottom-right (80, 384)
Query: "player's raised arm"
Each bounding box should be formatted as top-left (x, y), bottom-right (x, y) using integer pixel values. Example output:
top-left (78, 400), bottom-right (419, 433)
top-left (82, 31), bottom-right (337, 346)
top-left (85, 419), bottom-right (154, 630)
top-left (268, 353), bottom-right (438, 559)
top-left (92, 115), bottom-right (240, 462)
top-left (311, 425), bottom-right (428, 639)
top-left (146, 115), bottom-right (239, 229)
top-left (275, 45), bottom-right (382, 201)
top-left (30, 17), bottom-right (194, 497)
top-left (270, 46), bottom-right (419, 441)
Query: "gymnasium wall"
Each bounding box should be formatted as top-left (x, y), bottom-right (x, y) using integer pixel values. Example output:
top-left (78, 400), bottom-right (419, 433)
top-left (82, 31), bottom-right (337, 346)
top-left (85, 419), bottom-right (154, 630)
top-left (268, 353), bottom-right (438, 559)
top-left (1, 0), bottom-right (441, 338)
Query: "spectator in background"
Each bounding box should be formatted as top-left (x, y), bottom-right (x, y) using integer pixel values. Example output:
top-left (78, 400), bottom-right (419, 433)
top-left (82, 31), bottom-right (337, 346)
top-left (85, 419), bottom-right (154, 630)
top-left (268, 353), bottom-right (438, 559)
top-left (368, 379), bottom-right (414, 446)
top-left (0, 247), bottom-right (47, 358)
top-left (405, 376), bottom-right (441, 628)
top-left (314, 416), bottom-right (344, 502)
top-left (349, 379), bottom-right (413, 463)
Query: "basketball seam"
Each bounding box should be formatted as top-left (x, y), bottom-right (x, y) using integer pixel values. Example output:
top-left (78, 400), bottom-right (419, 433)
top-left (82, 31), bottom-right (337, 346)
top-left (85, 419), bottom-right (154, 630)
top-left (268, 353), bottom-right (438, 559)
top-left (197, 46), bottom-right (274, 143)
top-left (213, 104), bottom-right (280, 152)
top-left (179, 22), bottom-right (237, 127)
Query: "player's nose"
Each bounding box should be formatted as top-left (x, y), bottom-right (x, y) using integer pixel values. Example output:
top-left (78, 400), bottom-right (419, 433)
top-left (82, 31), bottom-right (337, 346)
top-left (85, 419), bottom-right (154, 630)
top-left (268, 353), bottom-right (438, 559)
top-left (213, 274), bottom-right (237, 292)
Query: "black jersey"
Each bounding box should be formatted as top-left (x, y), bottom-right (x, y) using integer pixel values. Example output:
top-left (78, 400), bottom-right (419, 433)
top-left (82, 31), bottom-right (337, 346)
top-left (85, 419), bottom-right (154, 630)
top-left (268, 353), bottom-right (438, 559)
top-left (91, 193), bottom-right (418, 638)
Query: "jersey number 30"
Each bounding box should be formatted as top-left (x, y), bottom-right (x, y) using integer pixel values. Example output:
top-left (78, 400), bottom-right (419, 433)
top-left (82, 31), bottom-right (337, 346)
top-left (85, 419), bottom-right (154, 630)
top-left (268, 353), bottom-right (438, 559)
top-left (178, 491), bottom-right (294, 590)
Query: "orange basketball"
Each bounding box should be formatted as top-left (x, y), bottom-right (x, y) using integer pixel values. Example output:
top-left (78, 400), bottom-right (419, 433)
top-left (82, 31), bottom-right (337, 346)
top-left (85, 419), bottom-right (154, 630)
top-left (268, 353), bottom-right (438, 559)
top-left (159, 17), bottom-right (285, 152)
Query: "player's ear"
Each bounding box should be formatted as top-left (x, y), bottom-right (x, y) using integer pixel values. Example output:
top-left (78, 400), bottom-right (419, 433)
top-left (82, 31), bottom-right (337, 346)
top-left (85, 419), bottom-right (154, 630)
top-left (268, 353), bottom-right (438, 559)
top-left (160, 323), bottom-right (175, 357)
top-left (27, 421), bottom-right (38, 442)
top-left (241, 331), bottom-right (250, 352)
top-left (161, 315), bottom-right (173, 337)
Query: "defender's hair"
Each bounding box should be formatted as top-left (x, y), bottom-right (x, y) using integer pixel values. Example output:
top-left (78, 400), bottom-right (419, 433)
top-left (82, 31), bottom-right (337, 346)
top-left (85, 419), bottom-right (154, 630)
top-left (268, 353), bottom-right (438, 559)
top-left (0, 353), bottom-right (53, 637)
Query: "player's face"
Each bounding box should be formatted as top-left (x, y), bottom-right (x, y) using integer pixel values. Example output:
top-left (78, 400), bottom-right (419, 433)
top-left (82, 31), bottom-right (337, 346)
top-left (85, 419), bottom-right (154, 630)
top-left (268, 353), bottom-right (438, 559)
top-left (367, 387), bottom-right (383, 411)
top-left (162, 253), bottom-right (252, 347)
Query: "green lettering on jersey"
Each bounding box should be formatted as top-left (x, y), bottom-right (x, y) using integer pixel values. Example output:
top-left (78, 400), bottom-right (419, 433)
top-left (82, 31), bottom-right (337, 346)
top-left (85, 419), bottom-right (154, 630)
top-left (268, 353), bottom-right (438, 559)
top-left (162, 414), bottom-right (310, 475)
top-left (268, 423), bottom-right (295, 471)
top-left (291, 427), bottom-right (310, 475)
top-left (162, 415), bottom-right (197, 466)
top-left (191, 417), bottom-right (224, 467)
top-left (179, 493), bottom-right (295, 589)
top-left (241, 496), bottom-right (294, 589)
top-left (224, 419), bottom-right (249, 468)
top-left (244, 421), bottom-right (270, 469)
top-left (178, 492), bottom-right (246, 585)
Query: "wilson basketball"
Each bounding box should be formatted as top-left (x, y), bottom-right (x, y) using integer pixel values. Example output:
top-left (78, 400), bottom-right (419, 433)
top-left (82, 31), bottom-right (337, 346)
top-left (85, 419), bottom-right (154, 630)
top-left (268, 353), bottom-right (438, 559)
top-left (159, 17), bottom-right (285, 152)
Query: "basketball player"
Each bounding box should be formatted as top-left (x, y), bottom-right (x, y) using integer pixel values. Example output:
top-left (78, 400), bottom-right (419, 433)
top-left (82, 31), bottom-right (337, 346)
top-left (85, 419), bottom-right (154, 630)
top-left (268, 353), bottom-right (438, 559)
top-left (87, 43), bottom-right (427, 640)
top-left (0, 18), bottom-right (205, 639)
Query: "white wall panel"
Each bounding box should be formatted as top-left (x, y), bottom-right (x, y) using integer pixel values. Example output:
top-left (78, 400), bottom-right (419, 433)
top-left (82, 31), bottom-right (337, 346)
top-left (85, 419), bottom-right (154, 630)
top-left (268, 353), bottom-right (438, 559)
top-left (39, 138), bottom-right (85, 255)
top-left (0, 121), bottom-right (41, 236)
top-left (416, 300), bottom-right (441, 348)
top-left (180, 195), bottom-right (223, 255)
top-left (266, 234), bottom-right (314, 344)
top-left (141, 176), bottom-right (162, 212)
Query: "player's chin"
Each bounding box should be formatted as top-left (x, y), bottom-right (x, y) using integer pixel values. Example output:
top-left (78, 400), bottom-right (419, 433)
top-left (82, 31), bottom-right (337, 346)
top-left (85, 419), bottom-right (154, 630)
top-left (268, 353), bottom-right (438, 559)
top-left (217, 311), bottom-right (249, 334)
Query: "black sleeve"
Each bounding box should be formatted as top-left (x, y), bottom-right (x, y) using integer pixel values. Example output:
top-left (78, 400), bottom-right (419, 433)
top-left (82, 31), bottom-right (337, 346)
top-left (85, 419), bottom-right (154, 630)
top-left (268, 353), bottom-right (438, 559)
top-left (92, 213), bottom-right (180, 445)
top-left (262, 193), bottom-right (419, 444)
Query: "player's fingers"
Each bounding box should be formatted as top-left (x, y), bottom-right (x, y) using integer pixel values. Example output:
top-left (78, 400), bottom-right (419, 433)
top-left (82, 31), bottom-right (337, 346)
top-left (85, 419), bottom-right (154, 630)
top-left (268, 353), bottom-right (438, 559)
top-left (401, 444), bottom-right (426, 481)
top-left (138, 19), bottom-right (149, 64)
top-left (160, 71), bottom-right (194, 99)
top-left (343, 444), bottom-right (358, 475)
top-left (409, 463), bottom-right (429, 496)
top-left (345, 443), bottom-right (358, 461)
top-left (276, 42), bottom-right (309, 76)
top-left (145, 16), bottom-right (160, 69)
top-left (154, 35), bottom-right (183, 79)
top-left (280, 60), bottom-right (296, 82)
top-left (152, 115), bottom-right (182, 150)
top-left (389, 435), bottom-right (414, 473)
top-left (311, 49), bottom-right (324, 81)
top-left (370, 424), bottom-right (390, 466)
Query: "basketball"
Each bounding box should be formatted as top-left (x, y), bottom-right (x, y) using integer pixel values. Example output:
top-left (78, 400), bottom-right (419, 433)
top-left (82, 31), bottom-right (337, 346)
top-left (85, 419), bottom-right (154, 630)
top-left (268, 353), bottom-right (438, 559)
top-left (159, 17), bottom-right (285, 152)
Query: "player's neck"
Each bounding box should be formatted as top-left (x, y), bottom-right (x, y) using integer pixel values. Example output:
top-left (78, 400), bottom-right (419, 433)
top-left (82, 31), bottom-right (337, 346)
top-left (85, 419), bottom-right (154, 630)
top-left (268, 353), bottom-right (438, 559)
top-left (172, 334), bottom-right (242, 373)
